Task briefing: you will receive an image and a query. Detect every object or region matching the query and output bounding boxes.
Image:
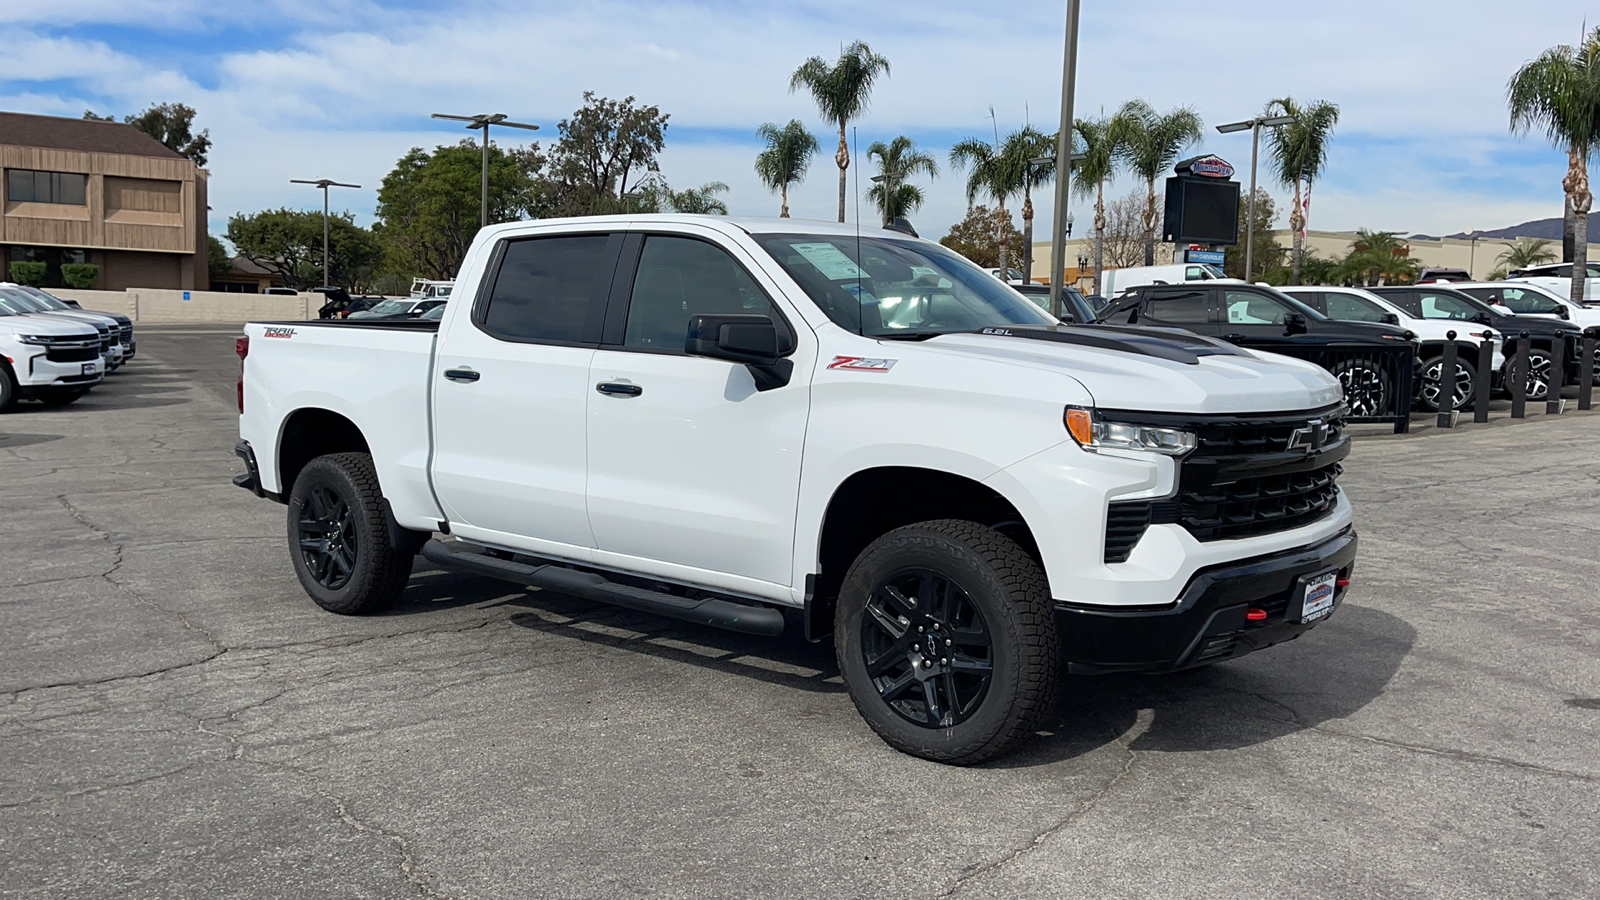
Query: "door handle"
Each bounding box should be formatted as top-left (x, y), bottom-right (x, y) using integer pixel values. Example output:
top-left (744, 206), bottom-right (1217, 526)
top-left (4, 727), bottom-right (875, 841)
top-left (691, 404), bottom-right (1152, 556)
top-left (596, 381), bottom-right (643, 397)
top-left (1224, 333), bottom-right (1246, 341)
top-left (444, 368), bottom-right (480, 383)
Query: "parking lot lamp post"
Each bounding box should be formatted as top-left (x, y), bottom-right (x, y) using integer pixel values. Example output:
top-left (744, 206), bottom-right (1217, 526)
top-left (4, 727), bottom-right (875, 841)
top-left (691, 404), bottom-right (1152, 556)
top-left (289, 178), bottom-right (360, 287)
top-left (431, 113), bottom-right (541, 228)
top-left (1216, 114), bottom-right (1295, 281)
top-left (1047, 0), bottom-right (1081, 319)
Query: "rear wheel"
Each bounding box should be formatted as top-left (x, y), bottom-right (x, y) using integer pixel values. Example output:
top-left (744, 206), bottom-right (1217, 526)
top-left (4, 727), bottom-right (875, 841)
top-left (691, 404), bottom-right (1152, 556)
top-left (1418, 354), bottom-right (1476, 413)
top-left (1330, 359), bottom-right (1391, 418)
top-left (0, 365), bottom-right (15, 413)
top-left (835, 519), bottom-right (1060, 765)
top-left (287, 452), bottom-right (414, 615)
top-left (1520, 350), bottom-right (1554, 401)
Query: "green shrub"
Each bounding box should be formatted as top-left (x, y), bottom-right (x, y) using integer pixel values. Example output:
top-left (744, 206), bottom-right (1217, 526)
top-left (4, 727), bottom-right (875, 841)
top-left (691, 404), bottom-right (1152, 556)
top-left (8, 261), bottom-right (46, 287)
top-left (60, 263), bottom-right (99, 289)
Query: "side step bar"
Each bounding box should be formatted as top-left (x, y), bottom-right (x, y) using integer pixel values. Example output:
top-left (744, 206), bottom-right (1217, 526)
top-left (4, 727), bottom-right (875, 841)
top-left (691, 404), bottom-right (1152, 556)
top-left (420, 540), bottom-right (785, 637)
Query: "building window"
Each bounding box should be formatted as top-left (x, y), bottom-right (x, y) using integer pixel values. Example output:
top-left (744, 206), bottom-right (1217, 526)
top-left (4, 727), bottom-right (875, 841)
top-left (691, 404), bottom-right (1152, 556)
top-left (7, 169), bottom-right (88, 205)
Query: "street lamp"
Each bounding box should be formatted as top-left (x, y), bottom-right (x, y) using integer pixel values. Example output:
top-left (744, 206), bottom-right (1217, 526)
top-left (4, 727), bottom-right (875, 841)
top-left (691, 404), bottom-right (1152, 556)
top-left (870, 172), bottom-right (902, 227)
top-left (1215, 114), bottom-right (1294, 281)
top-left (1047, 0), bottom-right (1082, 319)
top-left (431, 112), bottom-right (540, 228)
top-left (1028, 152), bottom-right (1085, 291)
top-left (622, 191), bottom-right (644, 214)
top-left (289, 178), bottom-right (360, 288)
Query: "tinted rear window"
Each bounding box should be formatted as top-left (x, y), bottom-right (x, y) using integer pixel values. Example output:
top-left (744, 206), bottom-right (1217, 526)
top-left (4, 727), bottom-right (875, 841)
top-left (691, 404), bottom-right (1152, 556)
top-left (482, 235), bottom-right (613, 343)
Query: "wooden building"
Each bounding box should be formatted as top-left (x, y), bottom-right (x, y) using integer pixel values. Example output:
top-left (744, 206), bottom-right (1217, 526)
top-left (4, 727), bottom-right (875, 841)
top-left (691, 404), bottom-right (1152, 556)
top-left (0, 111), bottom-right (208, 290)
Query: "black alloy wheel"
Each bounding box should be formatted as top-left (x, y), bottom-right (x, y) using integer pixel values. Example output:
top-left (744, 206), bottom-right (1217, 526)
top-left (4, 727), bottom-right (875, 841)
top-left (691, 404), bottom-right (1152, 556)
top-left (860, 567), bottom-right (994, 729)
top-left (1331, 359), bottom-right (1391, 418)
top-left (297, 484), bottom-right (357, 590)
top-left (1419, 356), bottom-right (1475, 413)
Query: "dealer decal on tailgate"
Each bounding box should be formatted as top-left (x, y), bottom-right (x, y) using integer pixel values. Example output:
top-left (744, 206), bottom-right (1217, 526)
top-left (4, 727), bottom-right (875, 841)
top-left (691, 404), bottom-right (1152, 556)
top-left (828, 356), bottom-right (897, 373)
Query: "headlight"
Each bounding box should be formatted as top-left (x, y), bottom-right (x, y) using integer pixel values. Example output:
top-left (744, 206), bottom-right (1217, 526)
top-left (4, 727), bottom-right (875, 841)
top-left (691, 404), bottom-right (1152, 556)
top-left (1064, 407), bottom-right (1197, 456)
top-left (15, 334), bottom-right (53, 346)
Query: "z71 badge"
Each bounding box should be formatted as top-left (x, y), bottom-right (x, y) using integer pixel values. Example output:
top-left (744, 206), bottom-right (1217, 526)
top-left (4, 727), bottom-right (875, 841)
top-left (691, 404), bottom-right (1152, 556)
top-left (828, 356), bottom-right (897, 373)
top-left (263, 327), bottom-right (297, 339)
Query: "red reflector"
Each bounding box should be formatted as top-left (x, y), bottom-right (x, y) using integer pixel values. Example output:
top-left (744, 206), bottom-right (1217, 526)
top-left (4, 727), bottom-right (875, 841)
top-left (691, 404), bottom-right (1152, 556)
top-left (1246, 608), bottom-right (1267, 621)
top-left (1336, 577), bottom-right (1351, 588)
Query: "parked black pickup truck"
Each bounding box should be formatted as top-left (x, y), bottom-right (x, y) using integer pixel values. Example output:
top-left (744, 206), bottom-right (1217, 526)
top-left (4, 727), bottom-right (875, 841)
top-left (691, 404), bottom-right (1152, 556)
top-left (1098, 282), bottom-right (1418, 420)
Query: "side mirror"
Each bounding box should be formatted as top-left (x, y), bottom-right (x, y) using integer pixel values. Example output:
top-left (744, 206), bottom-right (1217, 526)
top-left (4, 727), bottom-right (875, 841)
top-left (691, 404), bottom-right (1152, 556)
top-left (1285, 312), bottom-right (1308, 334)
top-left (1473, 313), bottom-right (1494, 325)
top-left (1557, 306), bottom-right (1571, 320)
top-left (686, 314), bottom-right (793, 391)
top-left (1380, 313), bottom-right (1400, 325)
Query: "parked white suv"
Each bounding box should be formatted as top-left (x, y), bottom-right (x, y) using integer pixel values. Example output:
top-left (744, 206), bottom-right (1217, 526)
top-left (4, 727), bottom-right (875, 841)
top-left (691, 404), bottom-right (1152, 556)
top-left (1280, 285), bottom-right (1502, 412)
top-left (234, 214), bottom-right (1359, 764)
top-left (1454, 281), bottom-right (1600, 329)
top-left (0, 294), bottom-right (105, 410)
top-left (1506, 263), bottom-right (1600, 302)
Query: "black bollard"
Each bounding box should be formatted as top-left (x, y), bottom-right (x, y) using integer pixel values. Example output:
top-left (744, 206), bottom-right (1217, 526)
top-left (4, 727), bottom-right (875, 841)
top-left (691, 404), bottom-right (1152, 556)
top-left (1475, 329), bottom-right (1495, 424)
top-left (1436, 331), bottom-right (1460, 429)
top-left (1548, 329), bottom-right (1567, 416)
top-left (1510, 332), bottom-right (1529, 420)
top-left (1582, 327), bottom-right (1598, 411)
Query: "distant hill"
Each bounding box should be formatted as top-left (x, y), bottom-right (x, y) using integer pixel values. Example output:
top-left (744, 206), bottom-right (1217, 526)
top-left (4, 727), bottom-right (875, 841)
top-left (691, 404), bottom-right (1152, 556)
top-left (1412, 217), bottom-right (1563, 241)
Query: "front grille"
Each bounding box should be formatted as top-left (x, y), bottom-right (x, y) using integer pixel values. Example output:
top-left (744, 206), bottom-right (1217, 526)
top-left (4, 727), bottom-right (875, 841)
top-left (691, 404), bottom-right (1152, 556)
top-left (1102, 407), bottom-right (1346, 561)
top-left (46, 346), bottom-right (100, 363)
top-left (119, 325), bottom-right (134, 343)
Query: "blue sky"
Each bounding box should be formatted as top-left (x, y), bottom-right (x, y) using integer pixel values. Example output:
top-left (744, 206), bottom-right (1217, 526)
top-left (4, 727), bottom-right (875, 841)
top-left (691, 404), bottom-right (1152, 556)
top-left (3, 0), bottom-right (1593, 243)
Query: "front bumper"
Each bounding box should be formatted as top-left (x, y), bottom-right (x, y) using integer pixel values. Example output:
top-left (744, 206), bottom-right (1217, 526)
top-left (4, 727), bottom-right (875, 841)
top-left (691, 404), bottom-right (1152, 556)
top-left (17, 354), bottom-right (104, 389)
top-left (1057, 526), bottom-right (1357, 674)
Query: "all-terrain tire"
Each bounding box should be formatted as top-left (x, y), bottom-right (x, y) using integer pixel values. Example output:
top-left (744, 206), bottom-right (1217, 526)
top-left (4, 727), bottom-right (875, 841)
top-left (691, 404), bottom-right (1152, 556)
top-left (287, 452), bottom-right (414, 615)
top-left (835, 519), bottom-right (1061, 765)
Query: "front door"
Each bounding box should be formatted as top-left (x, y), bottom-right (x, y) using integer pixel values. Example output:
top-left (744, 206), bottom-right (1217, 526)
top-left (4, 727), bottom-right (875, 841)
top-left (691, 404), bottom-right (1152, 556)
top-left (430, 231), bottom-right (621, 558)
top-left (1219, 287), bottom-right (1311, 351)
top-left (585, 229), bottom-right (812, 594)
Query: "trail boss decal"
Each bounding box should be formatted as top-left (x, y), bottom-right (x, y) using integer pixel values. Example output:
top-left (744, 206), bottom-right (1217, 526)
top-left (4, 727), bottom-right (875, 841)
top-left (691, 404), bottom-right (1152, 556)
top-left (263, 327), bottom-right (297, 339)
top-left (828, 356), bottom-right (897, 373)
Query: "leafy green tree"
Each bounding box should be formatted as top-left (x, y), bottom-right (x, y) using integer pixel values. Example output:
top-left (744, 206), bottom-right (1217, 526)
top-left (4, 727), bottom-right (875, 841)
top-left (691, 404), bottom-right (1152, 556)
top-left (227, 208), bottom-right (382, 289)
top-left (207, 235), bottom-right (233, 278)
top-left (1338, 229), bottom-right (1419, 286)
top-left (790, 40), bottom-right (891, 223)
top-left (85, 102), bottom-right (211, 165)
top-left (374, 141), bottom-right (544, 278)
top-left (9, 261), bottom-right (46, 287)
top-left (1264, 97), bottom-right (1340, 284)
top-left (1495, 237), bottom-right (1558, 271)
top-left (1114, 100), bottom-right (1204, 265)
top-left (1072, 115), bottom-right (1123, 295)
top-left (1510, 27), bottom-right (1600, 296)
top-left (1222, 189), bottom-right (1284, 280)
top-left (865, 135), bottom-right (938, 225)
top-left (939, 204), bottom-right (1024, 269)
top-left (754, 121), bottom-right (820, 217)
top-left (544, 93), bottom-right (670, 216)
top-left (1294, 250), bottom-right (1342, 286)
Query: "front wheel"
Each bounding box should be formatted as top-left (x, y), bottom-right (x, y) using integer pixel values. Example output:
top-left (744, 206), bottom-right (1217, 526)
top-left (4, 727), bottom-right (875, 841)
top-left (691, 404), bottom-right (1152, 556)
top-left (835, 520), bottom-right (1061, 765)
top-left (1521, 350), bottom-right (1554, 401)
top-left (0, 365), bottom-right (15, 413)
top-left (287, 452), bottom-right (414, 614)
top-left (1418, 355), bottom-right (1476, 413)
top-left (1330, 359), bottom-right (1392, 418)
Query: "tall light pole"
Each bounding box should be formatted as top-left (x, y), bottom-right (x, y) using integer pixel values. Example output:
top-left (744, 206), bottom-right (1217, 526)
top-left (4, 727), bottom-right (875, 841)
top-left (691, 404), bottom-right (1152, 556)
top-left (1215, 114), bottom-right (1294, 281)
top-left (289, 178), bottom-right (360, 287)
top-left (431, 112), bottom-right (540, 228)
top-left (1047, 0), bottom-right (1082, 319)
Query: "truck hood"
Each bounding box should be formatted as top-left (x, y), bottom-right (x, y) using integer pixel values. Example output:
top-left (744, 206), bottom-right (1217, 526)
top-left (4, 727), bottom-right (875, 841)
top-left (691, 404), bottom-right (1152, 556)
top-left (0, 313), bottom-right (103, 339)
top-left (912, 327), bottom-right (1344, 414)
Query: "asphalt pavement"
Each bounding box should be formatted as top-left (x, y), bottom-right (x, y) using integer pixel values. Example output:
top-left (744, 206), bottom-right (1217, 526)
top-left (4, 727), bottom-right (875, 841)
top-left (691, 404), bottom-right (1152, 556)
top-left (2, 326), bottom-right (1597, 899)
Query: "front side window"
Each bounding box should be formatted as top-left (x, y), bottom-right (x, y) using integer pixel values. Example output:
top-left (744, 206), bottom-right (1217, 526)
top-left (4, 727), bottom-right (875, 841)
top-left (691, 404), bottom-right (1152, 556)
top-left (1496, 287), bottom-right (1560, 315)
top-left (7, 169), bottom-right (88, 205)
top-left (623, 235), bottom-right (781, 351)
top-left (752, 233), bottom-right (1054, 337)
top-left (481, 234), bottom-right (613, 343)
top-left (1224, 289), bottom-right (1298, 325)
top-left (1417, 291), bottom-right (1482, 320)
top-left (1324, 291), bottom-right (1390, 323)
top-left (1143, 289), bottom-right (1211, 323)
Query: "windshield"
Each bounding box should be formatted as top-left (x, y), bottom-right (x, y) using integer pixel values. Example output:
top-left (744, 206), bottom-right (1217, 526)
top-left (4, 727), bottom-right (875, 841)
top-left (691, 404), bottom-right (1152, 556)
top-left (366, 300), bottom-right (412, 316)
top-left (0, 287), bottom-right (51, 312)
top-left (16, 286), bottom-right (70, 310)
top-left (0, 296), bottom-right (34, 316)
top-left (752, 234), bottom-right (1056, 337)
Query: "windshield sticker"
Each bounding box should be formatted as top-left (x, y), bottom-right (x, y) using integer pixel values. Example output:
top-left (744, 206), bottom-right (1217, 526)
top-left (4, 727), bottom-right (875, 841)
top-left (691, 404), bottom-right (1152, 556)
top-left (793, 242), bottom-right (867, 281)
top-left (828, 356), bottom-right (897, 373)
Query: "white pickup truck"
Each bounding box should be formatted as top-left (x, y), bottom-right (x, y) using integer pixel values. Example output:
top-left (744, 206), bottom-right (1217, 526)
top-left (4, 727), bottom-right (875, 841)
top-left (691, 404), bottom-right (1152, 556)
top-left (234, 215), bottom-right (1358, 764)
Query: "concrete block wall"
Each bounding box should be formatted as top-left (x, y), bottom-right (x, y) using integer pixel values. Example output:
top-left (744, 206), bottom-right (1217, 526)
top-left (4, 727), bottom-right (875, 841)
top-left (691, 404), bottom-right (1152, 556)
top-left (46, 288), bottom-right (317, 324)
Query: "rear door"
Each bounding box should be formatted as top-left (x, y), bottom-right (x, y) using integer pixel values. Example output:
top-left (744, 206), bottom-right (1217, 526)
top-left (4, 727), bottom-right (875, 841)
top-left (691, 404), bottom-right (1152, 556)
top-left (584, 226), bottom-right (814, 593)
top-left (430, 230), bottom-right (622, 558)
top-left (1137, 286), bottom-right (1218, 335)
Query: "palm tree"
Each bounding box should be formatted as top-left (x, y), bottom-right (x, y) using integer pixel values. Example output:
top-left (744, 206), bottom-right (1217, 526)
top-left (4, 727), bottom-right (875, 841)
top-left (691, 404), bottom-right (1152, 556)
top-left (755, 120), bottom-right (820, 218)
top-left (1114, 100), bottom-right (1203, 265)
top-left (1340, 229), bottom-right (1416, 286)
top-left (1511, 28), bottom-right (1600, 302)
top-left (665, 181), bottom-right (730, 215)
top-left (950, 137), bottom-right (1025, 274)
top-left (865, 135), bottom-right (938, 225)
top-left (1496, 237), bottom-right (1558, 271)
top-left (1073, 115), bottom-right (1121, 295)
top-left (1264, 97), bottom-right (1341, 284)
top-left (1002, 127), bottom-right (1056, 282)
top-left (789, 41), bottom-right (891, 223)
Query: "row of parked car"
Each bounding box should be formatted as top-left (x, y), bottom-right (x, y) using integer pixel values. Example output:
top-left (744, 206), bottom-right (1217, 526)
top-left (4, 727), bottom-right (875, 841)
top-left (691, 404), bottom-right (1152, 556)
top-left (0, 284), bottom-right (135, 413)
top-left (1009, 267), bottom-right (1596, 418)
